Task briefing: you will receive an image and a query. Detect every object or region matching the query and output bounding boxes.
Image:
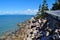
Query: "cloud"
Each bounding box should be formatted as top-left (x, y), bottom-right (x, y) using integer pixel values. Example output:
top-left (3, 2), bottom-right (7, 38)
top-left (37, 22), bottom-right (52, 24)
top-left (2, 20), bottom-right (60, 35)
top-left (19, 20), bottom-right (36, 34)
top-left (0, 9), bottom-right (38, 15)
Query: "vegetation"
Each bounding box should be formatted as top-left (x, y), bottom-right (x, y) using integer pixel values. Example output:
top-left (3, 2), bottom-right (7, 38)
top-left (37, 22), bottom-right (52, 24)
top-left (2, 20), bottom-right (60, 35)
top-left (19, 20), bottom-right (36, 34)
top-left (36, 0), bottom-right (60, 19)
top-left (52, 0), bottom-right (60, 10)
top-left (36, 0), bottom-right (49, 19)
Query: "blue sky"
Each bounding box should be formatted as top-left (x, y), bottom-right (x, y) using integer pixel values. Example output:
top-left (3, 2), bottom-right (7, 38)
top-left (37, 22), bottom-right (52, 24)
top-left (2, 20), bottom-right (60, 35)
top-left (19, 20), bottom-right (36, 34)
top-left (0, 0), bottom-right (55, 15)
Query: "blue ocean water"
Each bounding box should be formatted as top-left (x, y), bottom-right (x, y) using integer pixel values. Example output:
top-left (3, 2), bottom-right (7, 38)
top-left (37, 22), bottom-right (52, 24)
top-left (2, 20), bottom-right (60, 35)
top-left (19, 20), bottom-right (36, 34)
top-left (0, 15), bottom-right (34, 36)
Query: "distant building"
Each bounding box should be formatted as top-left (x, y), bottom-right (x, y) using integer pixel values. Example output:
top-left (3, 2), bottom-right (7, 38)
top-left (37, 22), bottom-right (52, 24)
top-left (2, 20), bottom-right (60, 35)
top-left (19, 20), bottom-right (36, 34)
top-left (45, 10), bottom-right (60, 29)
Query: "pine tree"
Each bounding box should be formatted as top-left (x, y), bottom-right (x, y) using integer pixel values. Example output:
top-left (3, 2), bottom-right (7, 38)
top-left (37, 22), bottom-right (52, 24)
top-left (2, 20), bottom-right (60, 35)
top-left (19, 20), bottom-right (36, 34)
top-left (41, 0), bottom-right (49, 10)
top-left (36, 0), bottom-right (49, 19)
top-left (52, 0), bottom-right (60, 10)
top-left (35, 4), bottom-right (42, 19)
top-left (41, 0), bottom-right (49, 18)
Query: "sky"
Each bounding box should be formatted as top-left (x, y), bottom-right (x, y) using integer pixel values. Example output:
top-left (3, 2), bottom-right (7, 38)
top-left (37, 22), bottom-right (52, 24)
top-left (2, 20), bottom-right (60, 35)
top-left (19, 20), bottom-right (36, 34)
top-left (0, 0), bottom-right (55, 15)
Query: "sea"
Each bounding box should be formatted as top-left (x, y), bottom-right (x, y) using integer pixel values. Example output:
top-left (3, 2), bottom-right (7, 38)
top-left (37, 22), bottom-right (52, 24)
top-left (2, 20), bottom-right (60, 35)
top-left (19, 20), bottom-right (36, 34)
top-left (0, 15), bottom-right (34, 36)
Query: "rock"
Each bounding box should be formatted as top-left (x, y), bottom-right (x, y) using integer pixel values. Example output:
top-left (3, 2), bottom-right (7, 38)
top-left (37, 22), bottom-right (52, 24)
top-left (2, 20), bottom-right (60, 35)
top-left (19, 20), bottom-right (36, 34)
top-left (46, 31), bottom-right (50, 36)
top-left (27, 37), bottom-right (32, 40)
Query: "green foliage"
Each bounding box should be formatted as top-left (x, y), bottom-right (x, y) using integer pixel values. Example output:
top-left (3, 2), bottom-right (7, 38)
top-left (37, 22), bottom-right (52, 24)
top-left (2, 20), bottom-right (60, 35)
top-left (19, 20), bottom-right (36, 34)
top-left (38, 0), bottom-right (49, 18)
top-left (41, 10), bottom-right (46, 18)
top-left (35, 13), bottom-right (41, 19)
top-left (35, 4), bottom-right (41, 19)
top-left (52, 0), bottom-right (60, 10)
top-left (36, 0), bottom-right (49, 19)
top-left (41, 0), bottom-right (49, 10)
top-left (40, 0), bottom-right (49, 19)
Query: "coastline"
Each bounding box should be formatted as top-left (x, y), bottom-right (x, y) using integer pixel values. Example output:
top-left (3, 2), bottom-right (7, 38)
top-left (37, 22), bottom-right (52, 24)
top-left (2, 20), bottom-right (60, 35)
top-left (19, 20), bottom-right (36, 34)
top-left (0, 16), bottom-right (33, 39)
top-left (0, 14), bottom-right (60, 40)
top-left (0, 15), bottom-right (34, 36)
top-left (0, 16), bottom-right (39, 40)
top-left (0, 27), bottom-right (19, 37)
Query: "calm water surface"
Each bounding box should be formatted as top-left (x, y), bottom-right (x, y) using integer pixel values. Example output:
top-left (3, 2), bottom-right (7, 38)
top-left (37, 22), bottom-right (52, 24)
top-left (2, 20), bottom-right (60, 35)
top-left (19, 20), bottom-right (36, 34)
top-left (0, 15), bottom-right (34, 36)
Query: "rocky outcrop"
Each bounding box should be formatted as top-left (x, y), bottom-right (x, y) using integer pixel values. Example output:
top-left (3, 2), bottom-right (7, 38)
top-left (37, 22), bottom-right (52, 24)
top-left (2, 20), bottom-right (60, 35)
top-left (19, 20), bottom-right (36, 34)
top-left (24, 17), bottom-right (60, 40)
top-left (0, 17), bottom-right (60, 40)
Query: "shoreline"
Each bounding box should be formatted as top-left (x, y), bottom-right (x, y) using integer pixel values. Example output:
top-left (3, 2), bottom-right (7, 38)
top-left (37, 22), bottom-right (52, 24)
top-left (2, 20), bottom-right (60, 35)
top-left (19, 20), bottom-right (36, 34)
top-left (0, 17), bottom-right (34, 39)
top-left (0, 15), bottom-right (60, 40)
top-left (0, 26), bottom-right (19, 37)
top-left (0, 15), bottom-right (34, 36)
